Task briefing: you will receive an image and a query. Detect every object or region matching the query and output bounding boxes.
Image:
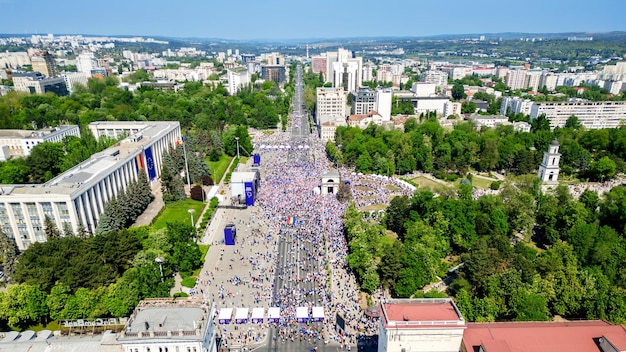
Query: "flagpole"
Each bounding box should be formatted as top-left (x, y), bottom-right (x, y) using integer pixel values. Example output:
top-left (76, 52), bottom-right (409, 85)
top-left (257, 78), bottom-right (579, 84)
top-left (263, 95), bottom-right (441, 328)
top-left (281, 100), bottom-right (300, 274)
top-left (182, 136), bottom-right (191, 195)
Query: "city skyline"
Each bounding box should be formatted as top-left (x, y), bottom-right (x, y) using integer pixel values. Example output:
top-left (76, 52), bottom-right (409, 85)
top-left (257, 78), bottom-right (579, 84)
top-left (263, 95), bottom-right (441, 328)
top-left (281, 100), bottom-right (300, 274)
top-left (0, 0), bottom-right (624, 40)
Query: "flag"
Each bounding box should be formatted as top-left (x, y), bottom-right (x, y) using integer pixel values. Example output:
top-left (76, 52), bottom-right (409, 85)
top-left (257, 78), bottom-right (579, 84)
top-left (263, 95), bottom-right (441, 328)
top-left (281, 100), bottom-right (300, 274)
top-left (287, 217), bottom-right (296, 226)
top-left (176, 136), bottom-right (185, 145)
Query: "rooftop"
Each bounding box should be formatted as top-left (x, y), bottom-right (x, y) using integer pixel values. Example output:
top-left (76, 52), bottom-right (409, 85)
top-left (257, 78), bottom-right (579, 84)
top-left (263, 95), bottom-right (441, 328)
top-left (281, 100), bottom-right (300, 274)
top-left (0, 121), bottom-right (179, 198)
top-left (120, 299), bottom-right (210, 342)
top-left (0, 125), bottom-right (77, 140)
top-left (380, 298), bottom-right (465, 329)
top-left (463, 320), bottom-right (626, 352)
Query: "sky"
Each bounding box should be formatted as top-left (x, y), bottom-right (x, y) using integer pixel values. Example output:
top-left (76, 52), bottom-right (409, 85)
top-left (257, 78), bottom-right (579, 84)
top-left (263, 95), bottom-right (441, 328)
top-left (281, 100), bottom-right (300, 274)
top-left (0, 0), bottom-right (624, 40)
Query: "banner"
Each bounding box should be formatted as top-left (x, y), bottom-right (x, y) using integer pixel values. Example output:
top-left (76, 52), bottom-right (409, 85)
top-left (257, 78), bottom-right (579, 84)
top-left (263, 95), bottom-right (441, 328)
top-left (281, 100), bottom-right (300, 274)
top-left (244, 181), bottom-right (254, 206)
top-left (144, 146), bottom-right (157, 180)
top-left (253, 154), bottom-right (261, 166)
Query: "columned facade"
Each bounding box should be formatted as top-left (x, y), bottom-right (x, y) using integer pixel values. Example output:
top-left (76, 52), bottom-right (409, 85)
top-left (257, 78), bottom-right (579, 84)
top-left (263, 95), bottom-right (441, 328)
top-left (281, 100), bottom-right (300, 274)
top-left (0, 121), bottom-right (181, 250)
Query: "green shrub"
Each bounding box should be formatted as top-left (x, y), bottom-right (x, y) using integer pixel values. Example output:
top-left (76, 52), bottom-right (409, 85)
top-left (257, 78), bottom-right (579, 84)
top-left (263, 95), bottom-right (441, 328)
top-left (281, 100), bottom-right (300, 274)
top-left (446, 174), bottom-right (459, 182)
top-left (490, 181), bottom-right (502, 190)
top-left (434, 172), bottom-right (446, 180)
top-left (181, 276), bottom-right (197, 288)
top-left (173, 292), bottom-right (189, 298)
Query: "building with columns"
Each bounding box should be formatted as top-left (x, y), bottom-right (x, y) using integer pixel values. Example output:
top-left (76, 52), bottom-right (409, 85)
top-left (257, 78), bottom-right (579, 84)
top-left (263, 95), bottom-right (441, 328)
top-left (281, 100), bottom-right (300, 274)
top-left (0, 121), bottom-right (181, 249)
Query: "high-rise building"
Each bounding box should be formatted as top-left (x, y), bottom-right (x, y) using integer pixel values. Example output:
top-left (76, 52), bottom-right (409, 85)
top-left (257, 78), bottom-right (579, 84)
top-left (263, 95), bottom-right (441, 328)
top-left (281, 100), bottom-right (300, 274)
top-left (505, 69), bottom-right (528, 90)
top-left (500, 96), bottom-right (534, 116)
top-left (324, 48), bottom-right (362, 92)
top-left (539, 72), bottom-right (558, 92)
top-left (30, 51), bottom-right (58, 77)
top-left (260, 65), bottom-right (286, 84)
top-left (76, 51), bottom-right (98, 74)
top-left (227, 67), bottom-right (250, 95)
top-left (352, 87), bottom-right (393, 120)
top-left (316, 87), bottom-right (346, 125)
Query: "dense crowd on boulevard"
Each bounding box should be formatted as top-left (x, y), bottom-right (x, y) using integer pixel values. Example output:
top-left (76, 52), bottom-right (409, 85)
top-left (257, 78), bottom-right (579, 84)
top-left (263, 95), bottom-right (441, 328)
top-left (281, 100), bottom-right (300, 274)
top-left (193, 128), bottom-right (415, 350)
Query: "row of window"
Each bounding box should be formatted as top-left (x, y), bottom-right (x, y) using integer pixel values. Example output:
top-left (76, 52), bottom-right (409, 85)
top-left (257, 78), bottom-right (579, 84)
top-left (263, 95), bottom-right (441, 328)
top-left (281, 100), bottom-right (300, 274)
top-left (128, 346), bottom-right (198, 352)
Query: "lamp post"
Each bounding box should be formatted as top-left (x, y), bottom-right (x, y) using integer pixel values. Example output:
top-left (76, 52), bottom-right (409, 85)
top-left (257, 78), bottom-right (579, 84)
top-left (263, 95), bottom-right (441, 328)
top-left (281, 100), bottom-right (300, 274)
top-left (235, 137), bottom-right (240, 159)
top-left (188, 209), bottom-right (196, 227)
top-left (155, 257), bottom-right (164, 282)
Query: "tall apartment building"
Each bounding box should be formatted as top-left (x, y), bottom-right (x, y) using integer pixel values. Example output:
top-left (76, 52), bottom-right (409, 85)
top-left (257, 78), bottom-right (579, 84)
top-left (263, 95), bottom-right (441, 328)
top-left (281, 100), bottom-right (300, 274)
top-left (501, 96), bottom-right (534, 116)
top-left (505, 69), bottom-right (528, 90)
top-left (62, 72), bottom-right (90, 93)
top-left (260, 65), bottom-right (286, 84)
top-left (530, 100), bottom-right (626, 129)
top-left (351, 87), bottom-right (393, 120)
top-left (362, 61), bottom-right (374, 82)
top-left (227, 67), bottom-right (250, 95)
top-left (539, 72), bottom-right (558, 91)
top-left (30, 51), bottom-right (58, 77)
top-left (316, 87), bottom-right (346, 125)
top-left (325, 48), bottom-right (362, 92)
top-left (76, 51), bottom-right (98, 74)
top-left (525, 70), bottom-right (542, 92)
top-left (0, 121), bottom-right (181, 249)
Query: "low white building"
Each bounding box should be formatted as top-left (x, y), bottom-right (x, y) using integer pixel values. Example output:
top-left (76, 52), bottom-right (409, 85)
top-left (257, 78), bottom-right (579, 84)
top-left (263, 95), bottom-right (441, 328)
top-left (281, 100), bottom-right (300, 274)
top-left (0, 125), bottom-right (80, 158)
top-left (347, 111), bottom-right (387, 128)
top-left (469, 114), bottom-right (510, 129)
top-left (320, 118), bottom-right (347, 142)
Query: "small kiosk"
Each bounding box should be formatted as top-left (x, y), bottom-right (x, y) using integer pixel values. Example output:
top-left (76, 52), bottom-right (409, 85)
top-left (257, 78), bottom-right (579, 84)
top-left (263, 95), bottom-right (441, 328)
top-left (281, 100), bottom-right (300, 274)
top-left (224, 224), bottom-right (237, 245)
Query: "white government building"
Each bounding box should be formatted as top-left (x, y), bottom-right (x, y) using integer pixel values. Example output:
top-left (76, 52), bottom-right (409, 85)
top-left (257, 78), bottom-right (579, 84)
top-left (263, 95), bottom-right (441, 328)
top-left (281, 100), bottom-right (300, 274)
top-left (0, 121), bottom-right (181, 250)
top-left (0, 124), bottom-right (81, 160)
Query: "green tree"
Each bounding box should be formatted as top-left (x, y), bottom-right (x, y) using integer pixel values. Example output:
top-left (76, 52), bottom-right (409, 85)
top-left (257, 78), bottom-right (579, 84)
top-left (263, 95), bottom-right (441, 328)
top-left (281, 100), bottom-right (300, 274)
top-left (564, 115), bottom-right (582, 129)
top-left (43, 215), bottom-right (61, 241)
top-left (452, 83), bottom-right (466, 101)
top-left (26, 142), bottom-right (64, 183)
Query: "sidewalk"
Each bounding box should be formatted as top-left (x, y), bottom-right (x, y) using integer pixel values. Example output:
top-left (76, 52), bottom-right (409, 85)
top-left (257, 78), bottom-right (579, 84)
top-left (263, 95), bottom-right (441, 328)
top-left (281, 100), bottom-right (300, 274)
top-left (132, 181), bottom-right (164, 227)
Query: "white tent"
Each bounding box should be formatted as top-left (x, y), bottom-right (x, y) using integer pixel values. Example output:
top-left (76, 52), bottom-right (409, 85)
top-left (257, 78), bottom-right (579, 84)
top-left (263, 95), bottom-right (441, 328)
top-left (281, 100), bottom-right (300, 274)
top-left (268, 307), bottom-right (280, 323)
top-left (235, 308), bottom-right (249, 324)
top-left (296, 307), bottom-right (309, 323)
top-left (218, 308), bottom-right (233, 324)
top-left (251, 308), bottom-right (264, 324)
top-left (312, 306), bottom-right (324, 322)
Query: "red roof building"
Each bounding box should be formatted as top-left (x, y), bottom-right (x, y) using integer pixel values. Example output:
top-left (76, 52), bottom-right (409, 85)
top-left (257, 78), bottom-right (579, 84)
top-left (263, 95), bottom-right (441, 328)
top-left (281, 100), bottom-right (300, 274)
top-left (462, 320), bottom-right (626, 352)
top-left (378, 299), bottom-right (465, 352)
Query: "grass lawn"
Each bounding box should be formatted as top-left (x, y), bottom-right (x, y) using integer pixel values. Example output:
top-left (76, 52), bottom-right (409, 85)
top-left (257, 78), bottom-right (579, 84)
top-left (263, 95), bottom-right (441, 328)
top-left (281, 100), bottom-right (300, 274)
top-left (470, 176), bottom-right (496, 189)
top-left (384, 184), bottom-right (402, 192)
top-left (410, 176), bottom-right (448, 191)
top-left (360, 203), bottom-right (387, 211)
top-left (199, 244), bottom-right (209, 260)
top-left (207, 154), bottom-right (232, 184)
top-left (239, 156), bottom-right (248, 165)
top-left (152, 199), bottom-right (206, 230)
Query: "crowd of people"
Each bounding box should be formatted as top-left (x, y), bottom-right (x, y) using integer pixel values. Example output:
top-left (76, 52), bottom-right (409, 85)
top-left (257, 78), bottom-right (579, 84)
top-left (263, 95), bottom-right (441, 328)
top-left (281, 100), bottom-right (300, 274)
top-left (197, 121), bottom-right (425, 350)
